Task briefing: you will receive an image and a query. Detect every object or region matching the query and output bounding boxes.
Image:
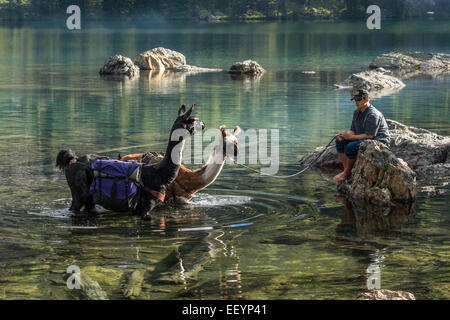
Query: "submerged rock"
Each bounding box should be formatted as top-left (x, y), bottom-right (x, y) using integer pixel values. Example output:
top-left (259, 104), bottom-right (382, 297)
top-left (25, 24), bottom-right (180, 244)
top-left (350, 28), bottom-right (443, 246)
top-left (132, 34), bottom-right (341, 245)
top-left (228, 60), bottom-right (265, 75)
top-left (369, 52), bottom-right (450, 78)
top-left (172, 64), bottom-right (222, 73)
top-left (79, 271), bottom-right (108, 300)
top-left (337, 141), bottom-right (417, 206)
top-left (357, 289), bottom-right (415, 300)
top-left (335, 69), bottom-right (405, 98)
top-left (99, 54), bottom-right (140, 78)
top-left (299, 119), bottom-right (450, 195)
top-left (123, 270), bottom-right (146, 299)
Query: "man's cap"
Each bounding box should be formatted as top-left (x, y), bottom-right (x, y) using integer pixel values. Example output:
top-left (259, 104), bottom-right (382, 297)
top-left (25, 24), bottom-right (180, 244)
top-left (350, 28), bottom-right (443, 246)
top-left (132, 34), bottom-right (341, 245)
top-left (350, 89), bottom-right (369, 100)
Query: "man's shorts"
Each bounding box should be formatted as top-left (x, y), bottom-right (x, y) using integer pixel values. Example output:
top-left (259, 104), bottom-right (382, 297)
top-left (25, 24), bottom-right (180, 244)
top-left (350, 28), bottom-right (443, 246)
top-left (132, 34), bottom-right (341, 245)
top-left (335, 139), bottom-right (368, 159)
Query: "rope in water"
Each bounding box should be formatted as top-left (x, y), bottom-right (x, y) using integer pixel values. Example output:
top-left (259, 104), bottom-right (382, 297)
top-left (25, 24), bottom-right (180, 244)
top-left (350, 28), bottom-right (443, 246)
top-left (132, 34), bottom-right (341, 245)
top-left (229, 136), bottom-right (336, 179)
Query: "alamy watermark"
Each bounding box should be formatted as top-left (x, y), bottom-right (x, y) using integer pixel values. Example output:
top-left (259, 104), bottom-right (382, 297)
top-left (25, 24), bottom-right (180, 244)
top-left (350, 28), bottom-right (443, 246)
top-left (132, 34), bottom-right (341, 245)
top-left (366, 250), bottom-right (385, 289)
top-left (66, 5), bottom-right (380, 31)
top-left (66, 265), bottom-right (81, 289)
top-left (66, 5), bottom-right (81, 30)
top-left (367, 5), bottom-right (381, 30)
top-left (366, 264), bottom-right (381, 289)
top-left (170, 127), bottom-right (280, 176)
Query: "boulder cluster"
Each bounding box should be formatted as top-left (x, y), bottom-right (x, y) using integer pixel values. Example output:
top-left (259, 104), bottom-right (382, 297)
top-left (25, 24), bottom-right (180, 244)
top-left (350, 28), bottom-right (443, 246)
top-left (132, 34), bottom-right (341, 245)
top-left (335, 52), bottom-right (450, 98)
top-left (99, 47), bottom-right (265, 80)
top-left (99, 47), bottom-right (222, 78)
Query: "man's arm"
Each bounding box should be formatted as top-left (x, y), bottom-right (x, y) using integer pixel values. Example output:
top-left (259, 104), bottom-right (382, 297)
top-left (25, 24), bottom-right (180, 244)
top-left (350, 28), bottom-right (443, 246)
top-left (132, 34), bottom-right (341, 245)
top-left (338, 131), bottom-right (373, 140)
top-left (345, 133), bottom-right (374, 140)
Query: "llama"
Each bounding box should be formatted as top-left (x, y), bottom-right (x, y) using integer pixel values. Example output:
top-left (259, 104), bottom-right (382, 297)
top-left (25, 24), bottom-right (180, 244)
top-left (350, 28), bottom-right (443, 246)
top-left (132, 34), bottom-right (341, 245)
top-left (56, 104), bottom-right (204, 219)
top-left (120, 125), bottom-right (241, 203)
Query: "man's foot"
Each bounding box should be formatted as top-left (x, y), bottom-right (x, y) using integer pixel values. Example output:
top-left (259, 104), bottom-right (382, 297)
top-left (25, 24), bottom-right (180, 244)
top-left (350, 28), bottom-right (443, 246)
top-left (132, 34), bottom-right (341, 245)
top-left (333, 171), bottom-right (346, 182)
top-left (334, 171), bottom-right (350, 182)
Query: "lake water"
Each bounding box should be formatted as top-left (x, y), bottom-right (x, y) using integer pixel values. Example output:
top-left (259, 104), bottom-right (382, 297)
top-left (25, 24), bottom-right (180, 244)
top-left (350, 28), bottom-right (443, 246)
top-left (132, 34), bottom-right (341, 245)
top-left (0, 19), bottom-right (449, 299)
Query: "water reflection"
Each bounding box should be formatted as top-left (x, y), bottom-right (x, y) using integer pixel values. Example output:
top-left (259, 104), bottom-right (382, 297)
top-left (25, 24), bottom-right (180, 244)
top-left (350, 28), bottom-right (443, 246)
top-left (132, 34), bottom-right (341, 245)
top-left (335, 195), bottom-right (416, 240)
top-left (229, 73), bottom-right (263, 91)
top-left (335, 196), bottom-right (417, 292)
top-left (140, 70), bottom-right (187, 95)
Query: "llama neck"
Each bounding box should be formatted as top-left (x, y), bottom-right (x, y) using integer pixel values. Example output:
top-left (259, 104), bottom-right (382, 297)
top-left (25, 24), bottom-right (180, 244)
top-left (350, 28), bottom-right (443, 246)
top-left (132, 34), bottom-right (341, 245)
top-left (159, 137), bottom-right (186, 175)
top-left (200, 145), bottom-right (226, 187)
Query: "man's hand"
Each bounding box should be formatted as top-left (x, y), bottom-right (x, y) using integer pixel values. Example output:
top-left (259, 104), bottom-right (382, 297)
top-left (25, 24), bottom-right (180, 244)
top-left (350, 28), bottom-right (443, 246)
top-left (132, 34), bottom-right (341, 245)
top-left (340, 132), bottom-right (353, 140)
top-left (336, 131), bottom-right (353, 141)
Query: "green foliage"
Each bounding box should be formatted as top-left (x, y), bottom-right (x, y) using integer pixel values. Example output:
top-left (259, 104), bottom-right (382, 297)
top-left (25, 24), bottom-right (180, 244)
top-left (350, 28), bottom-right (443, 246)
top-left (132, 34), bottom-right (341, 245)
top-left (0, 0), bottom-right (449, 20)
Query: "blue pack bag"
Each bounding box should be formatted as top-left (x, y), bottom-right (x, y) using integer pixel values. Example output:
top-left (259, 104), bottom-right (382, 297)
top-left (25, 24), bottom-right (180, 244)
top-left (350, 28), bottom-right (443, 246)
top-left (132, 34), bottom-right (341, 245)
top-left (89, 160), bottom-right (141, 211)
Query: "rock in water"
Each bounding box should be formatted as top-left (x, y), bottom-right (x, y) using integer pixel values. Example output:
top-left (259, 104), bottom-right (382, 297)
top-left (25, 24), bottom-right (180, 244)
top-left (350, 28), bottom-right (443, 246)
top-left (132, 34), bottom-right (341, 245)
top-left (357, 289), bottom-right (415, 300)
top-left (370, 52), bottom-right (450, 78)
top-left (99, 54), bottom-right (140, 78)
top-left (387, 119), bottom-right (450, 171)
top-left (123, 270), bottom-right (146, 298)
top-left (135, 47), bottom-right (222, 74)
top-left (79, 271), bottom-right (108, 300)
top-left (338, 140), bottom-right (417, 205)
top-left (228, 60), bottom-right (265, 75)
top-left (335, 52), bottom-right (450, 97)
top-left (135, 47), bottom-right (186, 71)
top-left (171, 64), bottom-right (222, 73)
top-left (335, 70), bottom-right (405, 98)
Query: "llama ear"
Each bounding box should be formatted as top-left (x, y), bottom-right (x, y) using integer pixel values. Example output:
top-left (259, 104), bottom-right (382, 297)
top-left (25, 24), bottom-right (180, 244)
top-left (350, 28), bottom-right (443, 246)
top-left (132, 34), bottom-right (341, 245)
top-left (219, 125), bottom-right (227, 137)
top-left (183, 104), bottom-right (195, 118)
top-left (233, 126), bottom-right (241, 136)
top-left (178, 104), bottom-right (186, 116)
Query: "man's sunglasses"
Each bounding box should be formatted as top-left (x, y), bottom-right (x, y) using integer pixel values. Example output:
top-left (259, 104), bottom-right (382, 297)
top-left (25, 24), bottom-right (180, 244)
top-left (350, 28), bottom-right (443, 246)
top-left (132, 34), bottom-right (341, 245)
top-left (353, 96), bottom-right (364, 101)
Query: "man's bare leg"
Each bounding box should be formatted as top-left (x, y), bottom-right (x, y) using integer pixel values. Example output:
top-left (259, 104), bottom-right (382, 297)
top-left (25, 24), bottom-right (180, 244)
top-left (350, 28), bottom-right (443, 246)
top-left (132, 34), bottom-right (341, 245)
top-left (333, 153), bottom-right (347, 182)
top-left (342, 158), bottom-right (356, 180)
top-left (334, 156), bottom-right (356, 182)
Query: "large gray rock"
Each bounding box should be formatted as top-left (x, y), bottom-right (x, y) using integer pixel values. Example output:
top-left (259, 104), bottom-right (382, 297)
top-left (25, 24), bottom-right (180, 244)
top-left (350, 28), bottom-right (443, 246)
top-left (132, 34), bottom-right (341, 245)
top-left (135, 47), bottom-right (222, 74)
top-left (228, 60), bottom-right (265, 75)
top-left (135, 47), bottom-right (186, 71)
top-left (337, 141), bottom-right (417, 206)
top-left (387, 119), bottom-right (450, 172)
top-left (369, 52), bottom-right (450, 79)
top-left (299, 119), bottom-right (450, 194)
top-left (99, 54), bottom-right (140, 78)
top-left (335, 69), bottom-right (405, 98)
top-left (357, 289), bottom-right (415, 300)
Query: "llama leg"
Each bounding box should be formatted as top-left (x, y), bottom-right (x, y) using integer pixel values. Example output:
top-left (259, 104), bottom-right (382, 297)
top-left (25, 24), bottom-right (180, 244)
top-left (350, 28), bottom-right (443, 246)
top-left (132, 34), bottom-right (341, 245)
top-left (141, 199), bottom-right (157, 220)
top-left (83, 196), bottom-right (95, 212)
top-left (70, 197), bottom-right (84, 212)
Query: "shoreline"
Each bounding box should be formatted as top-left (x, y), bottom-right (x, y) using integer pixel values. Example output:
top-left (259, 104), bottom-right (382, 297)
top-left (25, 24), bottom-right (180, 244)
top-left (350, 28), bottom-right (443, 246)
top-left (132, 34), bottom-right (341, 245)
top-left (0, 14), bottom-right (447, 24)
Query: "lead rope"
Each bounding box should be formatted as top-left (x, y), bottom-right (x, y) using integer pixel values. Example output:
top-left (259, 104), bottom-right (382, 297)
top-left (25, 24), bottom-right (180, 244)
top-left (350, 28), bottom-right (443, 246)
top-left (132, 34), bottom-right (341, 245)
top-left (228, 136), bottom-right (336, 179)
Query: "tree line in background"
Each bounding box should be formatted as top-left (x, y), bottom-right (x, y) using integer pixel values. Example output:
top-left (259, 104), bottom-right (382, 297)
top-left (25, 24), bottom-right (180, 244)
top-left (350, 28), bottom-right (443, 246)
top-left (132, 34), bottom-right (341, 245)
top-left (0, 0), bottom-right (448, 20)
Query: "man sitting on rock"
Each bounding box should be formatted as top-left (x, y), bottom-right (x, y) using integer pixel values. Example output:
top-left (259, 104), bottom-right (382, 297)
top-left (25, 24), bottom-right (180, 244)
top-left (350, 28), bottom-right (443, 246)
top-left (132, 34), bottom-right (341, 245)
top-left (333, 89), bottom-right (390, 182)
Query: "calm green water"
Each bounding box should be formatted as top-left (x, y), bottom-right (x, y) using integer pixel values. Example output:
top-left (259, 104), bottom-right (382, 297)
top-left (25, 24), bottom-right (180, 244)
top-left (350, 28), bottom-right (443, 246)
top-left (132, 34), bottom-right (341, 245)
top-left (0, 20), bottom-right (449, 300)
